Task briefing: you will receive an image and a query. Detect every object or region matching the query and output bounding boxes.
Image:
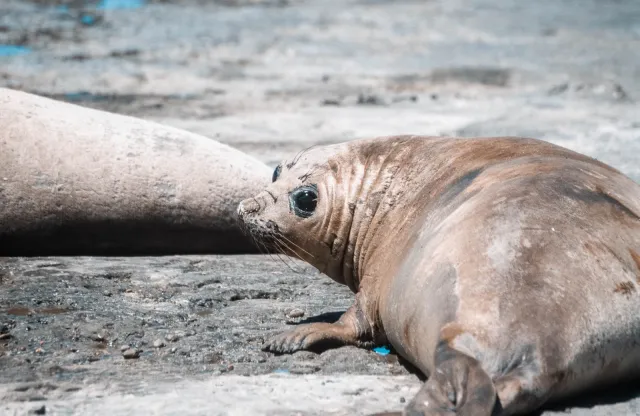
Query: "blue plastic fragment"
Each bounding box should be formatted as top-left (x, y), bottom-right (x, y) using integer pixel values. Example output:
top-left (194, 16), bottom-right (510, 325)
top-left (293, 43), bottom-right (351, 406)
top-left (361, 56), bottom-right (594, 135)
top-left (97, 0), bottom-right (146, 10)
top-left (0, 45), bottom-right (31, 57)
top-left (373, 346), bottom-right (391, 355)
top-left (273, 368), bottom-right (290, 374)
top-left (80, 14), bottom-right (97, 25)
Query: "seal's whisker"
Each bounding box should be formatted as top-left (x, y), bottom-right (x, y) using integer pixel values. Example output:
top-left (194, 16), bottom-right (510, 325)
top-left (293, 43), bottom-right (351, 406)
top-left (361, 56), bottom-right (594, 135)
top-left (261, 240), bottom-right (283, 265)
top-left (278, 234), bottom-right (315, 259)
top-left (272, 235), bottom-right (309, 272)
top-left (287, 144), bottom-right (319, 169)
top-left (273, 235), bottom-right (301, 260)
top-left (249, 233), bottom-right (268, 256)
top-left (273, 234), bottom-right (303, 259)
top-left (271, 238), bottom-right (304, 273)
top-left (254, 237), bottom-right (292, 272)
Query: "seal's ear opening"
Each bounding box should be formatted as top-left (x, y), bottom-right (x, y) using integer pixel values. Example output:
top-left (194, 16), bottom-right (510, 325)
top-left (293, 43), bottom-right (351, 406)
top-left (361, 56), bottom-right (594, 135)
top-left (289, 184), bottom-right (318, 218)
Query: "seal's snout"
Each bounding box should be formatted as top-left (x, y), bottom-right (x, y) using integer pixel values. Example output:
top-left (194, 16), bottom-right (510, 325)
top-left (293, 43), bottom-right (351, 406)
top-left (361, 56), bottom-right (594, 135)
top-left (237, 198), bottom-right (261, 220)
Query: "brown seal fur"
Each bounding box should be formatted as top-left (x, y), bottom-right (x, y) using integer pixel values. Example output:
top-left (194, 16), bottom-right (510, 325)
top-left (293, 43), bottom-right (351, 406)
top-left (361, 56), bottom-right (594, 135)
top-left (237, 135), bottom-right (640, 415)
top-left (0, 87), bottom-right (270, 255)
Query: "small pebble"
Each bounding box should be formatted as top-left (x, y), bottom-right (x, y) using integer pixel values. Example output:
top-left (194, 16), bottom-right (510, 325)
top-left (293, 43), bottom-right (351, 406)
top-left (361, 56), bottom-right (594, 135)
top-left (165, 333), bottom-right (180, 342)
top-left (321, 98), bottom-right (341, 106)
top-left (34, 348), bottom-right (45, 354)
top-left (219, 364), bottom-right (234, 373)
top-left (120, 345), bottom-right (130, 352)
top-left (29, 405), bottom-right (46, 415)
top-left (286, 308), bottom-right (305, 319)
top-left (90, 334), bottom-right (105, 342)
top-left (153, 339), bottom-right (165, 348)
top-left (400, 396), bottom-right (406, 403)
top-left (122, 349), bottom-right (140, 359)
top-left (170, 347), bottom-right (177, 354)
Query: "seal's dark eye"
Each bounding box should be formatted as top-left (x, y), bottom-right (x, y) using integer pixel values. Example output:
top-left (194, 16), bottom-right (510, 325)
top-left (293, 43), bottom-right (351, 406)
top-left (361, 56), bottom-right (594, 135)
top-left (272, 165), bottom-right (282, 183)
top-left (289, 185), bottom-right (318, 218)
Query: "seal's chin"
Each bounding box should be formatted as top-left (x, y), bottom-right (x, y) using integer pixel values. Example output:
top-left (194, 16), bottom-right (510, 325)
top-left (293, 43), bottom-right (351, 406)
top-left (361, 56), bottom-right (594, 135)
top-left (236, 207), bottom-right (282, 253)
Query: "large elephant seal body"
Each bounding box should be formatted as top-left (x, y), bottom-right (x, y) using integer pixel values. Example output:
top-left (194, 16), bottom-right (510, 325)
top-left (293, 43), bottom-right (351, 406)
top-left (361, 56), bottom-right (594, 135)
top-left (0, 87), bottom-right (270, 255)
top-left (237, 135), bottom-right (640, 415)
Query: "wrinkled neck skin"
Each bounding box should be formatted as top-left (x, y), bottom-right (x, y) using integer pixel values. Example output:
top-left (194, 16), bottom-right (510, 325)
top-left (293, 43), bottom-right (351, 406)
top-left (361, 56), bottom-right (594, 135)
top-left (308, 141), bottom-right (415, 293)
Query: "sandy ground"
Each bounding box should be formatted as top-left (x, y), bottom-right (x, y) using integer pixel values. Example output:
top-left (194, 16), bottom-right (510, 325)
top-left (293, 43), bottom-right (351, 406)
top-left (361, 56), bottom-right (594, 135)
top-left (1, 0), bottom-right (640, 414)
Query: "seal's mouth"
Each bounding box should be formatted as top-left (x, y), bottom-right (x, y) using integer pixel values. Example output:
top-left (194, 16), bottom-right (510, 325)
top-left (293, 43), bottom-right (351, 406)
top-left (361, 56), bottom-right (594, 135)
top-left (237, 199), bottom-right (279, 251)
top-left (237, 197), bottom-right (311, 261)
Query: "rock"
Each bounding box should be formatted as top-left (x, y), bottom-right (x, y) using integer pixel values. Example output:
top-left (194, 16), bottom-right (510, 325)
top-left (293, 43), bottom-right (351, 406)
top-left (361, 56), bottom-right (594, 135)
top-left (90, 333), bottom-right (105, 342)
top-left (120, 345), bottom-right (130, 352)
top-left (321, 98), bottom-right (341, 106)
top-left (29, 405), bottom-right (46, 415)
top-left (357, 93), bottom-right (386, 106)
top-left (165, 333), bottom-right (180, 342)
top-left (122, 349), bottom-right (140, 359)
top-left (290, 363), bottom-right (321, 375)
top-left (286, 308), bottom-right (305, 319)
top-left (153, 339), bottom-right (165, 348)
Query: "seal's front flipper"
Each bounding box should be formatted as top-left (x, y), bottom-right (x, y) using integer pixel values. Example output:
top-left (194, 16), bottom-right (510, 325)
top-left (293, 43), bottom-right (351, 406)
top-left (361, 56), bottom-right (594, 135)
top-left (262, 296), bottom-right (374, 354)
top-left (261, 322), bottom-right (355, 354)
top-left (403, 342), bottom-right (497, 416)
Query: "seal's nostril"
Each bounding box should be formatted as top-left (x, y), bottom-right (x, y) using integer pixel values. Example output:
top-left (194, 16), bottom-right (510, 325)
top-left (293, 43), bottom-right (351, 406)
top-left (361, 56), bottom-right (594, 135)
top-left (240, 198), bottom-right (261, 215)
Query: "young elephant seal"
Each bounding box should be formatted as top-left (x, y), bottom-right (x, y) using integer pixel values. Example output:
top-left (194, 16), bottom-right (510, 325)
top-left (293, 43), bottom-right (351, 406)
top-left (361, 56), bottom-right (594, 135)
top-left (237, 135), bottom-right (640, 415)
top-left (0, 87), bottom-right (270, 255)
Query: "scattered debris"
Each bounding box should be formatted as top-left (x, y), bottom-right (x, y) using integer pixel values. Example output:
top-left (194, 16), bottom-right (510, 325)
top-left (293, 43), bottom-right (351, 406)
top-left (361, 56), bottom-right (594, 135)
top-left (373, 346), bottom-right (391, 356)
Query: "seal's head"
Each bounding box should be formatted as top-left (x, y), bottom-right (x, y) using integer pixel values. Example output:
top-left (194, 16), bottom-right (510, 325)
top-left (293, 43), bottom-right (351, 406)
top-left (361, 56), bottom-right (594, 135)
top-left (237, 144), bottom-right (348, 282)
top-left (237, 138), bottom-right (413, 290)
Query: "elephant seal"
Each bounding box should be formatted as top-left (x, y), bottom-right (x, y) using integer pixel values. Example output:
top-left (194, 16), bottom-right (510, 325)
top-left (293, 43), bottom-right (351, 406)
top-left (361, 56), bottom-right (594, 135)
top-left (237, 135), bottom-right (640, 415)
top-left (0, 87), bottom-right (270, 255)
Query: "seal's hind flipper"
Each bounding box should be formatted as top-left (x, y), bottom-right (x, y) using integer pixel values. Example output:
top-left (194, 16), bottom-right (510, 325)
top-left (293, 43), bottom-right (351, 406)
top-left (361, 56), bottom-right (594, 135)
top-left (403, 342), bottom-right (497, 416)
